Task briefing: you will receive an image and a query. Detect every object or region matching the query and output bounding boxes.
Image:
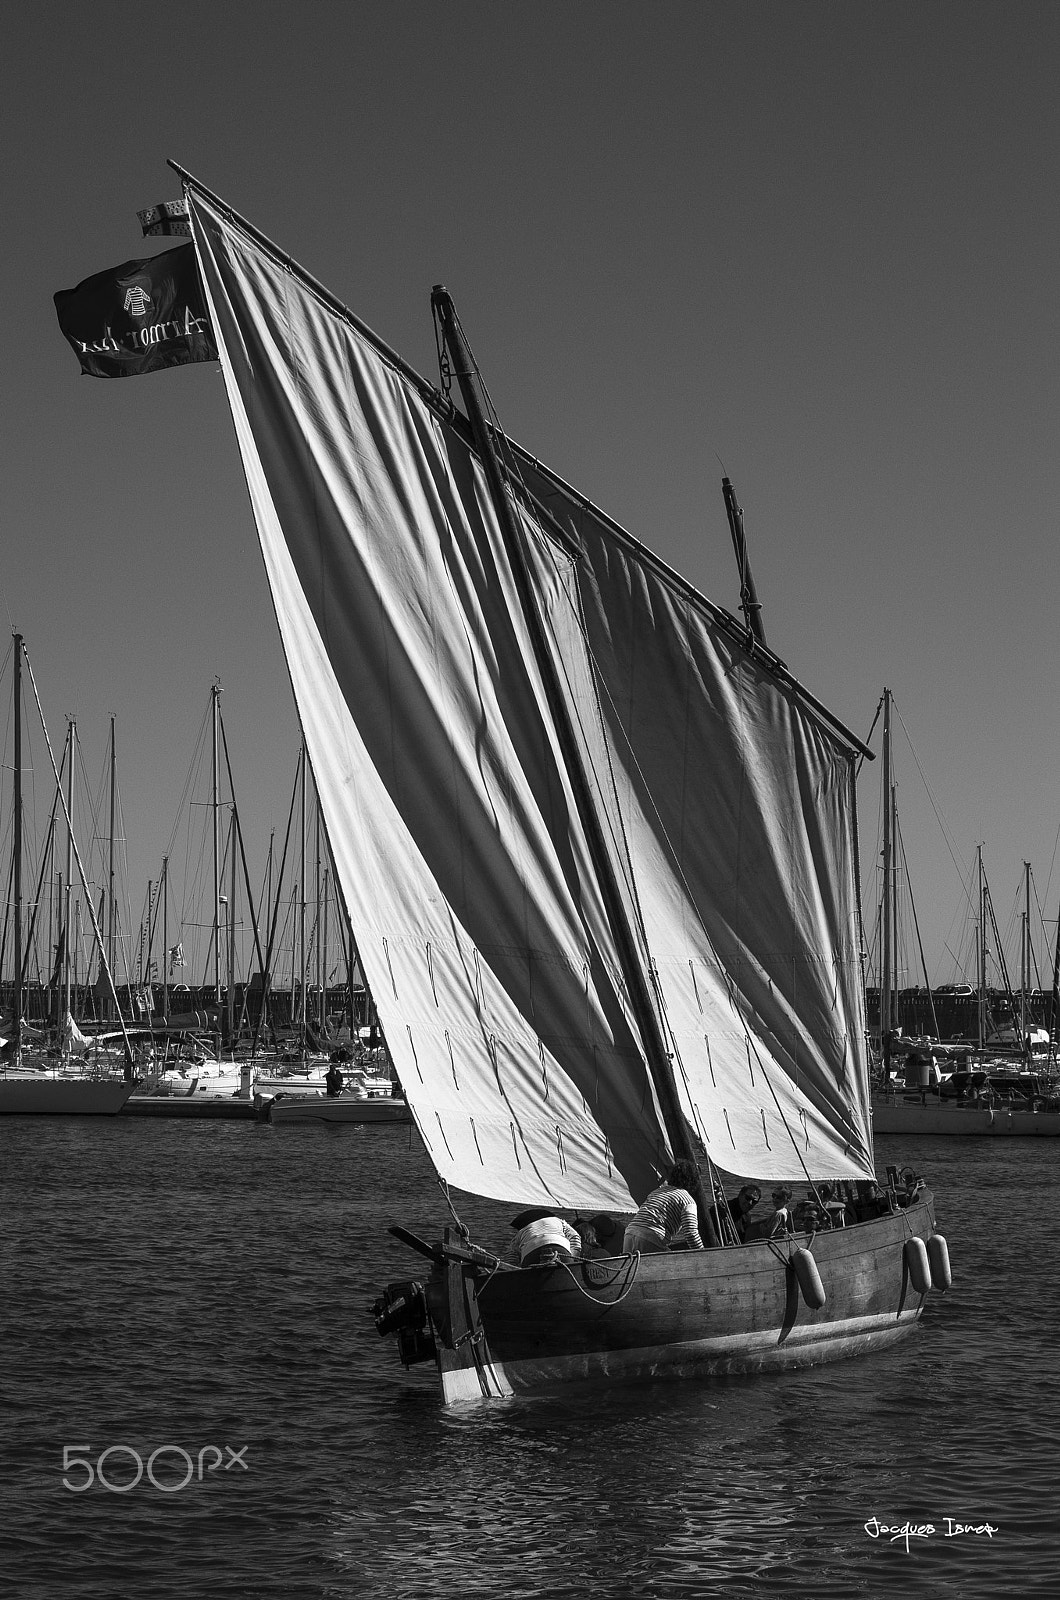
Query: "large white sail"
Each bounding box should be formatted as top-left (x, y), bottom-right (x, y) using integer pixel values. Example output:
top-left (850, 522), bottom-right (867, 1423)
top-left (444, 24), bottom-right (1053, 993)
top-left (188, 187), bottom-right (674, 1212)
top-left (517, 461), bottom-right (873, 1180)
top-left (187, 182), bottom-right (874, 1210)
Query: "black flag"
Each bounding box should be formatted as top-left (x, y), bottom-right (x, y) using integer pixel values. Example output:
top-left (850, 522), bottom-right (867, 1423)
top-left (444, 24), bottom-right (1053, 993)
top-left (54, 244), bottom-right (217, 378)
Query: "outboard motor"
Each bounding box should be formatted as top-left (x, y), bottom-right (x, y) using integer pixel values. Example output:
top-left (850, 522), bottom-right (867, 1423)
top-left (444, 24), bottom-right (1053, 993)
top-left (370, 1279), bottom-right (437, 1368)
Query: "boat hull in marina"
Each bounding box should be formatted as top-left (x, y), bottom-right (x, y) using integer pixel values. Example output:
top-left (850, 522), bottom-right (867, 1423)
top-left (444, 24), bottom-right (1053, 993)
top-left (874, 1095), bottom-right (1060, 1135)
top-left (0, 1075), bottom-right (135, 1115)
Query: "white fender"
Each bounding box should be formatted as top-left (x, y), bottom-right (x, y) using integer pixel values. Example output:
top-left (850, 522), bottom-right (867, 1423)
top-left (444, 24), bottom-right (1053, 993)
top-left (904, 1235), bottom-right (933, 1294)
top-left (926, 1233), bottom-right (952, 1292)
top-left (791, 1246), bottom-right (826, 1309)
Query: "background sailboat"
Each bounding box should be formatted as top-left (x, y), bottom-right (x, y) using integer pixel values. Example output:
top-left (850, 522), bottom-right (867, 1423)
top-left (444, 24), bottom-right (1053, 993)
top-left (0, 634), bottom-right (135, 1114)
top-left (867, 688), bottom-right (1060, 1135)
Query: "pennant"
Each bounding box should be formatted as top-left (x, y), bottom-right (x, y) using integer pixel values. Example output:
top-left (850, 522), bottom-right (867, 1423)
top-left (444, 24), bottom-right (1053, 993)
top-left (169, 942), bottom-right (186, 971)
top-left (54, 244), bottom-right (217, 378)
top-left (137, 199), bottom-right (191, 238)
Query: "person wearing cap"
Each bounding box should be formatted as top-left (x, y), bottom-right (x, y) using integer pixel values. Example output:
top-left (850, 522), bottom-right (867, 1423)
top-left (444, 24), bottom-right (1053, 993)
top-left (621, 1160), bottom-right (705, 1254)
top-left (510, 1208), bottom-right (582, 1267)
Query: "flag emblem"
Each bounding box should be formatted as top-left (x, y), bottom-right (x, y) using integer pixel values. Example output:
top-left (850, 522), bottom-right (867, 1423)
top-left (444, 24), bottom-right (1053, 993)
top-left (123, 284), bottom-right (152, 317)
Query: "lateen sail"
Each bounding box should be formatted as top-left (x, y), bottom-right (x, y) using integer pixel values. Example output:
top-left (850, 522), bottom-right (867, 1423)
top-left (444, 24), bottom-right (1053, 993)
top-left (186, 184), bottom-right (874, 1213)
top-left (517, 460), bottom-right (873, 1178)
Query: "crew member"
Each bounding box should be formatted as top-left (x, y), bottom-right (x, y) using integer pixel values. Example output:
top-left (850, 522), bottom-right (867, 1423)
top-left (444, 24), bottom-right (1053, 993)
top-left (622, 1160), bottom-right (705, 1254)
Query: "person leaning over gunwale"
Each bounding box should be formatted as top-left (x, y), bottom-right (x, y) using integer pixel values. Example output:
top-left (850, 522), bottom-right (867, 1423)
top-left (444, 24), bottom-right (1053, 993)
top-left (622, 1160), bottom-right (705, 1254)
top-left (510, 1208), bottom-right (583, 1267)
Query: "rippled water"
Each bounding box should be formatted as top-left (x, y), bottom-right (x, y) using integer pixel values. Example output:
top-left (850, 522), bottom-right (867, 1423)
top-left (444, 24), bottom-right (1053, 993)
top-left (1, 1117), bottom-right (1056, 1598)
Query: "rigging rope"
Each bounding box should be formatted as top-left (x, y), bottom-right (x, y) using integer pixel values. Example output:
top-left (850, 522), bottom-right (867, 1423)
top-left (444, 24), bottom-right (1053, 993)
top-left (436, 1176), bottom-right (468, 1238)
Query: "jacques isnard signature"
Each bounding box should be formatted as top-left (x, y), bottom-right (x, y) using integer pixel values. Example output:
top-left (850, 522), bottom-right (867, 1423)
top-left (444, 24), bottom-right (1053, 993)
top-left (864, 1518), bottom-right (998, 1554)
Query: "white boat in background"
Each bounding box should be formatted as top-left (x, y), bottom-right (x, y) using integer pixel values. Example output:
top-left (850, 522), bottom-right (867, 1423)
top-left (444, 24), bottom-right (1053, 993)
top-left (0, 1069), bottom-right (134, 1116)
top-left (0, 1031), bottom-right (134, 1115)
top-left (874, 1062), bottom-right (1060, 1136)
top-left (873, 1095), bottom-right (1060, 1136)
top-left (255, 1064), bottom-right (395, 1098)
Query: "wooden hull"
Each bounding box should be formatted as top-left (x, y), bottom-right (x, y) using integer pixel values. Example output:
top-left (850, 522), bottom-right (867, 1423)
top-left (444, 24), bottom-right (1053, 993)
top-left (417, 1194), bottom-right (939, 1403)
top-left (874, 1096), bottom-right (1060, 1135)
top-left (0, 1076), bottom-right (134, 1115)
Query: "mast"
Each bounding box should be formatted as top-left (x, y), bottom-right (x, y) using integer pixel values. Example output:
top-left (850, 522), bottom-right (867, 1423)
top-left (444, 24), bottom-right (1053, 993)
top-left (226, 813), bottom-right (236, 1048)
top-left (315, 798), bottom-right (322, 1034)
top-left (1022, 861), bottom-right (1031, 1057)
top-left (299, 739), bottom-right (307, 1058)
top-left (161, 856), bottom-right (168, 1019)
top-left (721, 477), bottom-right (767, 649)
top-left (880, 689), bottom-right (893, 1077)
top-left (62, 720), bottom-right (75, 1056)
top-left (322, 862), bottom-right (329, 1038)
top-left (977, 846), bottom-right (986, 1054)
top-left (431, 287), bottom-right (718, 1241)
top-left (211, 682), bottom-right (222, 1005)
top-left (12, 634), bottom-right (22, 1064)
top-left (1050, 878), bottom-right (1060, 1058)
top-left (106, 715), bottom-right (116, 1023)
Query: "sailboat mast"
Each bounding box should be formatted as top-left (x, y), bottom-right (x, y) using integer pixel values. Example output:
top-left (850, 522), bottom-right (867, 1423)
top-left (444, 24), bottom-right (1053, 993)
top-left (211, 683), bottom-right (221, 1005)
top-left (721, 477), bottom-right (766, 648)
top-left (977, 846), bottom-right (986, 1053)
top-left (62, 720), bottom-right (75, 1054)
top-left (323, 866), bottom-right (330, 1036)
top-left (880, 690), bottom-right (893, 1076)
top-left (315, 802), bottom-right (322, 1034)
top-left (1022, 861), bottom-right (1030, 1053)
top-left (431, 288), bottom-right (717, 1237)
top-left (12, 634), bottom-right (22, 1063)
top-left (227, 814), bottom-right (236, 1048)
top-left (161, 856), bottom-right (168, 1019)
top-left (300, 740), bottom-right (307, 1051)
top-left (107, 715), bottom-right (116, 1023)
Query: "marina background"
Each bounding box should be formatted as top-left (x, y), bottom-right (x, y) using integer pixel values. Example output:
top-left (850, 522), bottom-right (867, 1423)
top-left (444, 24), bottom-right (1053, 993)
top-left (2, 1116), bottom-right (1057, 1598)
top-left (4, 2), bottom-right (1060, 976)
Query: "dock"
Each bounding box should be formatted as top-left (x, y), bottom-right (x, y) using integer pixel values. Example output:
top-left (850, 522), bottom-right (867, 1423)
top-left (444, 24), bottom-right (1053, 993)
top-left (121, 1094), bottom-right (266, 1121)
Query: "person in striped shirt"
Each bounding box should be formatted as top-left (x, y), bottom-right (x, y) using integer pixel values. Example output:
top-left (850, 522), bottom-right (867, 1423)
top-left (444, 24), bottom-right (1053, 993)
top-left (622, 1160), bottom-right (705, 1254)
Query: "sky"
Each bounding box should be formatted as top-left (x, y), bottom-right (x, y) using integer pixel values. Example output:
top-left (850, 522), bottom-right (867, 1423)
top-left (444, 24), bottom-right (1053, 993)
top-left (3, 0), bottom-right (1060, 990)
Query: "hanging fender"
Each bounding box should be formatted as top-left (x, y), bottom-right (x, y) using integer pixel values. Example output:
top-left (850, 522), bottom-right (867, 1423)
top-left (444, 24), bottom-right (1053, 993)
top-left (791, 1246), bottom-right (826, 1309)
top-left (904, 1236), bottom-right (933, 1294)
top-left (926, 1233), bottom-right (952, 1292)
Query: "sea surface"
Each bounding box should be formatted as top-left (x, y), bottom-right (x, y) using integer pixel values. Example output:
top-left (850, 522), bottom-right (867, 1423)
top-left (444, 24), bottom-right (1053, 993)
top-left (1, 1116), bottom-right (1056, 1599)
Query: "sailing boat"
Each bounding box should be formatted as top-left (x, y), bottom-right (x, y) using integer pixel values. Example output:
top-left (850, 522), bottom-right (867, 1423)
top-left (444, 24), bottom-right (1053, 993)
top-left (869, 694), bottom-right (1060, 1136)
top-left (124, 168), bottom-right (948, 1396)
top-left (0, 634), bottom-right (135, 1115)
